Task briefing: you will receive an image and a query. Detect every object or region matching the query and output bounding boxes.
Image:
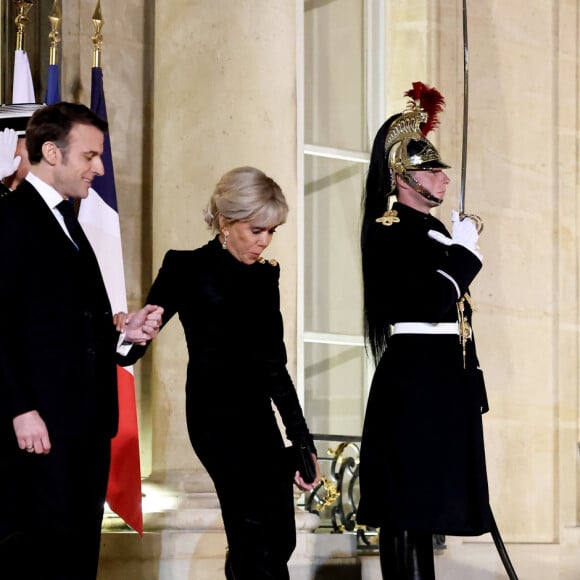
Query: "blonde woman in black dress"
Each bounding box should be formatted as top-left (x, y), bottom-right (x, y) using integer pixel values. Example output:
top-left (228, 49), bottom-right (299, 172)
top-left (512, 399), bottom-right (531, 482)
top-left (122, 166), bottom-right (320, 579)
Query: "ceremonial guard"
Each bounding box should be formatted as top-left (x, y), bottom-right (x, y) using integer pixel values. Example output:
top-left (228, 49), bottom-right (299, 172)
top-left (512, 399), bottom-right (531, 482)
top-left (0, 104), bottom-right (43, 196)
top-left (357, 83), bottom-right (491, 579)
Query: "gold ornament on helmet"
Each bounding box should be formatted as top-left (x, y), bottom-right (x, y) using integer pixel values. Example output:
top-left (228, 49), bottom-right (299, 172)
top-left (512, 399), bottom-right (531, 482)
top-left (384, 82), bottom-right (451, 194)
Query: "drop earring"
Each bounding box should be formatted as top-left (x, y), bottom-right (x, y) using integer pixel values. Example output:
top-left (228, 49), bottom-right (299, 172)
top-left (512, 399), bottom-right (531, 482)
top-left (222, 232), bottom-right (229, 250)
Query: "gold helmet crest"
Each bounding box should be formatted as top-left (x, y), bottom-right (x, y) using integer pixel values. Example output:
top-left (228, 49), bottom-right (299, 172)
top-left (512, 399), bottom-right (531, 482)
top-left (385, 82), bottom-right (451, 194)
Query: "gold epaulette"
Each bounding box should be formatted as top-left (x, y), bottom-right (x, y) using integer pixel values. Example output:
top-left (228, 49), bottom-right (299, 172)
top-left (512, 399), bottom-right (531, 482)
top-left (375, 209), bottom-right (400, 226)
top-left (257, 257), bottom-right (278, 267)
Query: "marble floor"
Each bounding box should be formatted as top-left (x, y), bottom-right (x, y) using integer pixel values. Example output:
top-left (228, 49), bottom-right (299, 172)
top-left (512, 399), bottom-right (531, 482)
top-left (359, 534), bottom-right (580, 580)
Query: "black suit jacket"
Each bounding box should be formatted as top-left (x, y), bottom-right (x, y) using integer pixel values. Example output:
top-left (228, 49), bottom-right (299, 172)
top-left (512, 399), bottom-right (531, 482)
top-left (0, 179), bottom-right (119, 439)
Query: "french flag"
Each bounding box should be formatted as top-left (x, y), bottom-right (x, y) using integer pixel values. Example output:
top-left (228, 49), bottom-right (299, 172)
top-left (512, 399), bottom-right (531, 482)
top-left (78, 66), bottom-right (143, 535)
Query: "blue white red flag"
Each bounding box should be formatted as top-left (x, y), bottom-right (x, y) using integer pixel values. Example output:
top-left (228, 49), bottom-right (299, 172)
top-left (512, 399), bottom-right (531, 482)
top-left (78, 66), bottom-right (143, 535)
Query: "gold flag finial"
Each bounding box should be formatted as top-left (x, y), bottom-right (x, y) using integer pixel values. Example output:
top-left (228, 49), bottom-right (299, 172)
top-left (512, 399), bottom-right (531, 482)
top-left (92, 0), bottom-right (104, 68)
top-left (14, 1), bottom-right (35, 52)
top-left (48, 0), bottom-right (62, 66)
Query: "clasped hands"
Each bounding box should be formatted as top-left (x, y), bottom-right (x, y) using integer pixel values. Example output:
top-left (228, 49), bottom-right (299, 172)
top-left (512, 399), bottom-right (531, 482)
top-left (13, 305), bottom-right (164, 456)
top-left (114, 304), bottom-right (164, 345)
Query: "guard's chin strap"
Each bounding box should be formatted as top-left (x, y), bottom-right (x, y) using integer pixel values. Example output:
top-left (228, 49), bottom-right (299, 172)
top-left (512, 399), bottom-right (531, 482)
top-left (403, 172), bottom-right (443, 205)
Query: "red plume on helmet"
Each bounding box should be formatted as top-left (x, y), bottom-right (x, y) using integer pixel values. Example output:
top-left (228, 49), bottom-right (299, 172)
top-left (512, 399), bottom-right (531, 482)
top-left (404, 81), bottom-right (445, 136)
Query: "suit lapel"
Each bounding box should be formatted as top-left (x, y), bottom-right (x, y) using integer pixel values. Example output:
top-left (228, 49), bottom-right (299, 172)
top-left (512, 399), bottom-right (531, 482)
top-left (16, 180), bottom-right (111, 309)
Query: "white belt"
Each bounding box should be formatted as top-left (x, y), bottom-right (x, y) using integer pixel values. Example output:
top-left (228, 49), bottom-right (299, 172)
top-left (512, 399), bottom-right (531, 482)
top-left (389, 322), bottom-right (459, 336)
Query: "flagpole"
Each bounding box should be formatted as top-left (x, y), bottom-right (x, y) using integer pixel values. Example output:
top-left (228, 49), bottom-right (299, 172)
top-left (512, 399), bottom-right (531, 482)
top-left (92, 0), bottom-right (103, 69)
top-left (48, 0), bottom-right (61, 67)
top-left (0, 8), bottom-right (3, 104)
top-left (12, 0), bottom-right (36, 104)
top-left (84, 0), bottom-right (144, 535)
top-left (44, 0), bottom-right (61, 104)
top-left (13, 0), bottom-right (35, 52)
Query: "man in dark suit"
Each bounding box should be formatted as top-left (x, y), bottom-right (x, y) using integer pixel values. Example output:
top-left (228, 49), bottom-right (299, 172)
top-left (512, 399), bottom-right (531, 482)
top-left (0, 102), bottom-right (162, 579)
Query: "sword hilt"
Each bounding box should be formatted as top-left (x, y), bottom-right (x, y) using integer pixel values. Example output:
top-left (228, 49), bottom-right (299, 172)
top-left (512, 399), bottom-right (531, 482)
top-left (459, 211), bottom-right (484, 234)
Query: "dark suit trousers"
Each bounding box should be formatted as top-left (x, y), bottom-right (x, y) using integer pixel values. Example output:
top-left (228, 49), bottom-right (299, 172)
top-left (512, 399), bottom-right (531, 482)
top-left (0, 433), bottom-right (111, 580)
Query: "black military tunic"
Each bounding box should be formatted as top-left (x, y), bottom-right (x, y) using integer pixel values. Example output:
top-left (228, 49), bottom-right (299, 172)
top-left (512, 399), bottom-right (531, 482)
top-left (357, 202), bottom-right (491, 536)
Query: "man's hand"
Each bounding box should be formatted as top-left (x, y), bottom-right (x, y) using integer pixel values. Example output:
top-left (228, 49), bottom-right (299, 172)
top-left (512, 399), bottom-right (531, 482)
top-left (13, 410), bottom-right (51, 455)
top-left (0, 128), bottom-right (21, 181)
top-left (122, 304), bottom-right (164, 345)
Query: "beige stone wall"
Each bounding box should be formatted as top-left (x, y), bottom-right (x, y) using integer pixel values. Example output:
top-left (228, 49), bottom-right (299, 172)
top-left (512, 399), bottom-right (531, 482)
top-left (151, 1), bottom-right (298, 478)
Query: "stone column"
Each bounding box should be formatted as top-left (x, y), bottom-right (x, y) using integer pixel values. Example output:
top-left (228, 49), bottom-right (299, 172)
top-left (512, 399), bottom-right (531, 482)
top-left (150, 0), bottom-right (298, 485)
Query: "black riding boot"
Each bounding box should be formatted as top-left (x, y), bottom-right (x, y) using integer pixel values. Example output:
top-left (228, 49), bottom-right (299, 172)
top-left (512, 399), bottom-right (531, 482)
top-left (378, 529), bottom-right (436, 580)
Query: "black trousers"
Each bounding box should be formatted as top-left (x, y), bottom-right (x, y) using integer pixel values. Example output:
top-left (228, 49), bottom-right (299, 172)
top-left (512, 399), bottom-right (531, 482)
top-left (379, 529), bottom-right (435, 580)
top-left (0, 432), bottom-right (111, 580)
top-left (221, 485), bottom-right (296, 580)
top-left (189, 419), bottom-right (297, 580)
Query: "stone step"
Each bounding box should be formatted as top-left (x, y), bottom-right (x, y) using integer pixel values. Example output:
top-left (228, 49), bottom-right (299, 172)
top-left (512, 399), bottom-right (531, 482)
top-left (98, 527), bottom-right (360, 579)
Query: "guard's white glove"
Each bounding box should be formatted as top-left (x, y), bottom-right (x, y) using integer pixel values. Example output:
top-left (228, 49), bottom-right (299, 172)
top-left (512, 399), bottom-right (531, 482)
top-left (428, 210), bottom-right (482, 261)
top-left (0, 128), bottom-right (21, 181)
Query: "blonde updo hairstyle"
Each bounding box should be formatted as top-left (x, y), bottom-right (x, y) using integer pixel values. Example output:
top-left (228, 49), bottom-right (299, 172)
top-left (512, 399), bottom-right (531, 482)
top-left (204, 166), bottom-right (288, 233)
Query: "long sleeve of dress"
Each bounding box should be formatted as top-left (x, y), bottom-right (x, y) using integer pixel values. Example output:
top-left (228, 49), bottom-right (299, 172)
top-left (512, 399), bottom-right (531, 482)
top-left (262, 266), bottom-right (316, 454)
top-left (266, 351), bottom-right (316, 454)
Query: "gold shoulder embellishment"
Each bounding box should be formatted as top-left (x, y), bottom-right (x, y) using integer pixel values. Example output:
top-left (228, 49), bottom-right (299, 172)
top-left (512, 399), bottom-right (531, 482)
top-left (375, 209), bottom-right (400, 226)
top-left (257, 257), bottom-right (278, 266)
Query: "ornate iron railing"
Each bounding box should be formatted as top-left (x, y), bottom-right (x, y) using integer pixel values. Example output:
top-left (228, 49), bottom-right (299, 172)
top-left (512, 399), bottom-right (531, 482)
top-left (297, 434), bottom-right (378, 551)
top-left (298, 434), bottom-right (446, 554)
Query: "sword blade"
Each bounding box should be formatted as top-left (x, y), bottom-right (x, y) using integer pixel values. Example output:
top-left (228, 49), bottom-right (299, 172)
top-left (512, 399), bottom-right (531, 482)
top-left (489, 506), bottom-right (519, 580)
top-left (460, 0), bottom-right (469, 215)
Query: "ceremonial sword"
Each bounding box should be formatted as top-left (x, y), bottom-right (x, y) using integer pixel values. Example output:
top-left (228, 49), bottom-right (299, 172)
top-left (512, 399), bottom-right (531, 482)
top-left (459, 0), bottom-right (483, 233)
top-left (461, 2), bottom-right (517, 578)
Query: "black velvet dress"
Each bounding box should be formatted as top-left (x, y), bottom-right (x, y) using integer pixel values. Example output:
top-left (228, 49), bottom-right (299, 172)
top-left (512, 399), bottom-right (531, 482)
top-left (357, 202), bottom-right (491, 536)
top-left (136, 236), bottom-right (315, 579)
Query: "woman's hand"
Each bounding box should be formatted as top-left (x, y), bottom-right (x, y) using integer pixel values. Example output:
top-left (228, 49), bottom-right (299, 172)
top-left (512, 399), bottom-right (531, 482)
top-left (293, 452), bottom-right (322, 492)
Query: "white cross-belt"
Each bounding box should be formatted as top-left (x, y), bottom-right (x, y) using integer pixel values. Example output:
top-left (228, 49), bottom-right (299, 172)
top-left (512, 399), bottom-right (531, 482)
top-left (389, 322), bottom-right (459, 335)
